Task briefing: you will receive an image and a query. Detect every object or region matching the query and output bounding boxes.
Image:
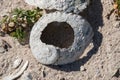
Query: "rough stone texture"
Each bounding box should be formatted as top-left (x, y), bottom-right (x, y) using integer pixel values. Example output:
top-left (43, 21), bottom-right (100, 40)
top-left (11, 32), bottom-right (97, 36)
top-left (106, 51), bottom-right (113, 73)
top-left (0, 0), bottom-right (120, 80)
top-left (30, 12), bottom-right (93, 65)
top-left (25, 0), bottom-right (90, 14)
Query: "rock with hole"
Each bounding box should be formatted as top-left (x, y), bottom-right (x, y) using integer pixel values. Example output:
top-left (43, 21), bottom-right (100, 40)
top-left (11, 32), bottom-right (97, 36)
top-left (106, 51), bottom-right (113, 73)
top-left (30, 12), bottom-right (93, 65)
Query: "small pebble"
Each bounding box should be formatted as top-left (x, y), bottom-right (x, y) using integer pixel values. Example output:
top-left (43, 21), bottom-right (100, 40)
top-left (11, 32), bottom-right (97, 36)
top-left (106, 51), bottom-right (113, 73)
top-left (13, 58), bottom-right (22, 69)
top-left (8, 22), bottom-right (15, 27)
top-left (22, 23), bottom-right (27, 28)
top-left (80, 66), bottom-right (86, 71)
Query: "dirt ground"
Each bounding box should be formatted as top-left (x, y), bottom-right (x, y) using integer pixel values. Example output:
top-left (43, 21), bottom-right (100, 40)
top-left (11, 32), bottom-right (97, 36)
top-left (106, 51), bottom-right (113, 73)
top-left (0, 0), bottom-right (120, 80)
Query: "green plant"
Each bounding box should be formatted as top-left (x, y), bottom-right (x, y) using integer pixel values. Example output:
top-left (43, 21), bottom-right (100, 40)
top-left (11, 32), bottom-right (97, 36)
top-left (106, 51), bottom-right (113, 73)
top-left (113, 0), bottom-right (120, 16)
top-left (116, 0), bottom-right (120, 11)
top-left (0, 8), bottom-right (43, 44)
top-left (10, 28), bottom-right (25, 42)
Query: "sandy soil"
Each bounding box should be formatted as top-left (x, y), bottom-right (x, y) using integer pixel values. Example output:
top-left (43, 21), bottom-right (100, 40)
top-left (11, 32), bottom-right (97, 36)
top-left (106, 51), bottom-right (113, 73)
top-left (0, 0), bottom-right (120, 80)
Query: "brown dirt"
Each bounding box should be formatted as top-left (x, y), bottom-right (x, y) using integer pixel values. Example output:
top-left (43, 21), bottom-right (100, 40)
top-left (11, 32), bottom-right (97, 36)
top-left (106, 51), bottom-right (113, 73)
top-left (0, 0), bottom-right (120, 80)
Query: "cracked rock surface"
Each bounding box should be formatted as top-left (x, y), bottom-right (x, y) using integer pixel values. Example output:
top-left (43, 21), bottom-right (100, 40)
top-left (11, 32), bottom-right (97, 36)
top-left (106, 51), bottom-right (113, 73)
top-left (25, 0), bottom-right (90, 13)
top-left (30, 12), bottom-right (93, 65)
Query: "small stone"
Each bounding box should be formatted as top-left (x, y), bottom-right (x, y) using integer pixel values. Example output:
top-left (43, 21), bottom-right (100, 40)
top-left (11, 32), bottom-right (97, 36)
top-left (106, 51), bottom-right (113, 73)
top-left (13, 58), bottom-right (22, 69)
top-left (80, 66), bottom-right (86, 71)
top-left (8, 22), bottom-right (15, 27)
top-left (22, 23), bottom-right (27, 28)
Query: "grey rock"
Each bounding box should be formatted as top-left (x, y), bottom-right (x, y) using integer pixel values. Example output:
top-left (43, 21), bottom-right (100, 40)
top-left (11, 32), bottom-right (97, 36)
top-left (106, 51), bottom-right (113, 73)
top-left (30, 12), bottom-right (93, 65)
top-left (25, 0), bottom-right (90, 14)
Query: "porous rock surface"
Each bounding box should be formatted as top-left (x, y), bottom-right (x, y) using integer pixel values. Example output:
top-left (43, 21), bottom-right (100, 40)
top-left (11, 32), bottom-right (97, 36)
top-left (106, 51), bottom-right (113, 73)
top-left (30, 12), bottom-right (93, 65)
top-left (25, 0), bottom-right (90, 14)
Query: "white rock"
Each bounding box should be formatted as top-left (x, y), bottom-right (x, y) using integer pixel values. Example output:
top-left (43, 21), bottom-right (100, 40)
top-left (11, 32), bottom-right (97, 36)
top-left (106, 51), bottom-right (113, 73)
top-left (80, 66), bottom-right (86, 71)
top-left (30, 12), bottom-right (93, 65)
top-left (13, 58), bottom-right (22, 69)
top-left (25, 0), bottom-right (90, 14)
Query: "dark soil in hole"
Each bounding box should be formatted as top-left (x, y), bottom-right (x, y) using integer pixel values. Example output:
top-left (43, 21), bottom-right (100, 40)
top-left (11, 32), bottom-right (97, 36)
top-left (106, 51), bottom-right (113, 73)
top-left (40, 21), bottom-right (74, 48)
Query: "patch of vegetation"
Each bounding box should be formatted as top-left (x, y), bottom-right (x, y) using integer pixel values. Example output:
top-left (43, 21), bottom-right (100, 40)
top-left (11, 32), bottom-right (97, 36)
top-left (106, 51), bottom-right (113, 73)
top-left (113, 0), bottom-right (120, 16)
top-left (106, 0), bottom-right (120, 19)
top-left (116, 0), bottom-right (120, 11)
top-left (0, 8), bottom-right (43, 44)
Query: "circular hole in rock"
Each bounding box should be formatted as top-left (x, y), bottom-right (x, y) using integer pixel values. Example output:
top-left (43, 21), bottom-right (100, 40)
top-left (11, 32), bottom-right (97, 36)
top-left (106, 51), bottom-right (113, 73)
top-left (40, 21), bottom-right (74, 48)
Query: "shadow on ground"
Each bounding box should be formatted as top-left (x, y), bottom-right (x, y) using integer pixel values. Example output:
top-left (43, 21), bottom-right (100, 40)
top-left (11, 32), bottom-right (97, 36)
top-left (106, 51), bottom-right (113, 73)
top-left (48, 0), bottom-right (104, 72)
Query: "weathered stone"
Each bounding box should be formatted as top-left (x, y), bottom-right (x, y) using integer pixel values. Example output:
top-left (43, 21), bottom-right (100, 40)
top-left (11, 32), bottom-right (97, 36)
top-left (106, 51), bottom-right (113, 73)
top-left (30, 12), bottom-right (93, 65)
top-left (25, 0), bottom-right (90, 14)
top-left (80, 66), bottom-right (86, 71)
